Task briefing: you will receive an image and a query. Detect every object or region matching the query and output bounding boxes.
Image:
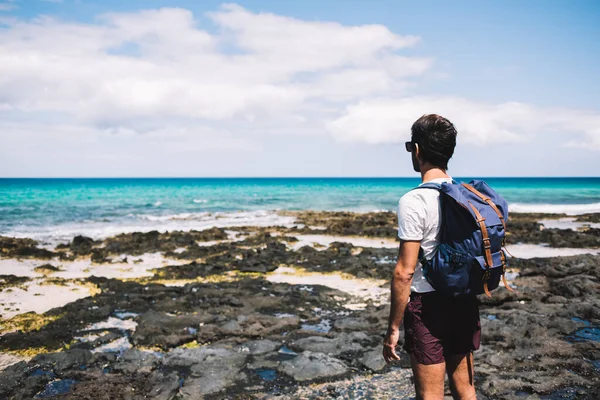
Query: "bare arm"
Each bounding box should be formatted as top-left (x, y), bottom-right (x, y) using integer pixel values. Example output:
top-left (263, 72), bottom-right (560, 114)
top-left (383, 239), bottom-right (421, 364)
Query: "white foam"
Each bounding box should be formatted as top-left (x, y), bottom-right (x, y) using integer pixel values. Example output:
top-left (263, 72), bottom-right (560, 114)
top-left (2, 210), bottom-right (297, 245)
top-left (0, 280), bottom-right (94, 319)
top-left (509, 202), bottom-right (600, 215)
top-left (193, 199), bottom-right (209, 204)
top-left (506, 244), bottom-right (600, 259)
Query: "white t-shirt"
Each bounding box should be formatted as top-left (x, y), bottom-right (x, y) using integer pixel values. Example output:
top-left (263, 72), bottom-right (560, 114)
top-left (397, 177), bottom-right (453, 293)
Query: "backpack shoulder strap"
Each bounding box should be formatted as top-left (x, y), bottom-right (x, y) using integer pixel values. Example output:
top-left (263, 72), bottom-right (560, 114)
top-left (412, 182), bottom-right (442, 191)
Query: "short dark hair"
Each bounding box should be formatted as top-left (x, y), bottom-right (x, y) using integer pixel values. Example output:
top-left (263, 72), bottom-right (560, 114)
top-left (411, 114), bottom-right (457, 170)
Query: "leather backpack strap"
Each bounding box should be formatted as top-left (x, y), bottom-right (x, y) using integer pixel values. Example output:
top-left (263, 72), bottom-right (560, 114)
top-left (467, 201), bottom-right (493, 268)
top-left (468, 201), bottom-right (493, 297)
top-left (461, 183), bottom-right (506, 231)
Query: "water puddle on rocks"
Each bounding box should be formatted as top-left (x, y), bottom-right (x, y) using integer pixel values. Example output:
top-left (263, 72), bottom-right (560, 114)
top-left (82, 317), bottom-right (138, 332)
top-left (565, 318), bottom-right (600, 343)
top-left (565, 327), bottom-right (600, 343)
top-left (301, 319), bottom-right (332, 333)
top-left (35, 379), bottom-right (78, 398)
top-left (92, 336), bottom-right (132, 354)
top-left (255, 368), bottom-right (278, 382)
top-left (277, 346), bottom-right (298, 358)
top-left (266, 266), bottom-right (388, 306)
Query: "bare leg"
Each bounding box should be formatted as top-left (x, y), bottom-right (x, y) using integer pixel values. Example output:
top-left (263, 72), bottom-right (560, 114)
top-left (410, 354), bottom-right (446, 400)
top-left (445, 352), bottom-right (476, 400)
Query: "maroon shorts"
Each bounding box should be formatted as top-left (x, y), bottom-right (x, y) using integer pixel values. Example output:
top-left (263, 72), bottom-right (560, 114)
top-left (403, 291), bottom-right (481, 365)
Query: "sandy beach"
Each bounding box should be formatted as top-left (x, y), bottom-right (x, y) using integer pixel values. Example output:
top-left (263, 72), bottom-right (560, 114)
top-left (0, 210), bottom-right (598, 399)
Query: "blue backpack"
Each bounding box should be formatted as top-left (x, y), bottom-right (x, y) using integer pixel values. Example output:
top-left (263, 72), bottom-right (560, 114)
top-left (416, 179), bottom-right (513, 297)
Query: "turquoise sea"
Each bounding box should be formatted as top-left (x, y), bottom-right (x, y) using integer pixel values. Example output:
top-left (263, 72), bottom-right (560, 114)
top-left (1, 178), bottom-right (600, 243)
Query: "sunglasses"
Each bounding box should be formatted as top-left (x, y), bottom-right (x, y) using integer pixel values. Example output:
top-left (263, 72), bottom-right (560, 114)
top-left (405, 141), bottom-right (415, 152)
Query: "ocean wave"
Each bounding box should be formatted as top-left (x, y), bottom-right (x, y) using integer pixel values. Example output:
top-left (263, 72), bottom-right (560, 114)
top-left (193, 199), bottom-right (209, 204)
top-left (509, 202), bottom-right (600, 215)
top-left (1, 210), bottom-right (297, 245)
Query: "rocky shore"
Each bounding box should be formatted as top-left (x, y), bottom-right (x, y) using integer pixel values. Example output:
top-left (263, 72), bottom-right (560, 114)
top-left (0, 211), bottom-right (598, 399)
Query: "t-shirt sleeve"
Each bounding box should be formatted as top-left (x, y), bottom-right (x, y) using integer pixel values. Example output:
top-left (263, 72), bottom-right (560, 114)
top-left (397, 193), bottom-right (426, 241)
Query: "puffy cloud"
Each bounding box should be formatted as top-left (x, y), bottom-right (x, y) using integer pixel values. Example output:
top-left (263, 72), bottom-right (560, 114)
top-left (0, 0), bottom-right (599, 174)
top-left (328, 96), bottom-right (600, 148)
top-left (0, 4), bottom-right (428, 134)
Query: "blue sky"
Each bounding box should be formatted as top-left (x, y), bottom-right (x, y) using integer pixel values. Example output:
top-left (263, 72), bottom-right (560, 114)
top-left (1, 0), bottom-right (599, 177)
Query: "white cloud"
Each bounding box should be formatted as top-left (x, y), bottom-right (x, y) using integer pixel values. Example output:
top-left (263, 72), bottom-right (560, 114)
top-left (0, 4), bottom-right (427, 135)
top-left (0, 1), bottom-right (599, 177)
top-left (328, 96), bottom-right (600, 149)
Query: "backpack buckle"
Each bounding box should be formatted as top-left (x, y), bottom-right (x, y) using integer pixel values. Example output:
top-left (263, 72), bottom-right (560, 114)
top-left (483, 237), bottom-right (491, 249)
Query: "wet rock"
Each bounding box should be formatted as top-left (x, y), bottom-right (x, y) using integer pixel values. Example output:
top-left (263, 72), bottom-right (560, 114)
top-left (167, 346), bottom-right (248, 397)
top-left (31, 349), bottom-right (92, 373)
top-left (112, 349), bottom-right (159, 374)
top-left (278, 351), bottom-right (348, 382)
top-left (132, 311), bottom-right (202, 350)
top-left (0, 361), bottom-right (30, 398)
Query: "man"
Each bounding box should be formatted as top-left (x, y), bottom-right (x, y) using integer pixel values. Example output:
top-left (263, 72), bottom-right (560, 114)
top-left (383, 114), bottom-right (480, 400)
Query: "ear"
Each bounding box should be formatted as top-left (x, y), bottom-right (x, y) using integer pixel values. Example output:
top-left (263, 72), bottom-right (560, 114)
top-left (414, 143), bottom-right (420, 158)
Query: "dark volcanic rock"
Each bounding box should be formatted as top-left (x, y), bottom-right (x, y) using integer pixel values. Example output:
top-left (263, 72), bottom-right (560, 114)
top-left (507, 213), bottom-right (600, 247)
top-left (0, 236), bottom-right (55, 259)
top-left (131, 310), bottom-right (203, 350)
top-left (474, 254), bottom-right (600, 398)
top-left (166, 346), bottom-right (249, 397)
top-left (287, 210), bottom-right (398, 238)
top-left (576, 213), bottom-right (600, 223)
top-left (0, 274), bottom-right (30, 290)
top-left (70, 235), bottom-right (96, 256)
top-left (102, 228), bottom-right (228, 256)
top-left (33, 264), bottom-right (62, 274)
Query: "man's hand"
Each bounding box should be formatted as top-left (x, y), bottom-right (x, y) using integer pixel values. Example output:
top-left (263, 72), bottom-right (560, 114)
top-left (383, 328), bottom-right (401, 364)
